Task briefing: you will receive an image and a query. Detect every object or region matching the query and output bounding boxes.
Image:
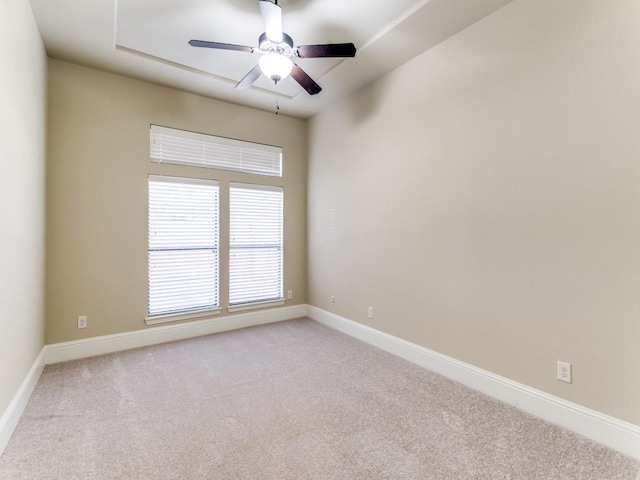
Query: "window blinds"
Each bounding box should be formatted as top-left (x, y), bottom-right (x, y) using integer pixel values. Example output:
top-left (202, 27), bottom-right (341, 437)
top-left (229, 183), bottom-right (283, 306)
top-left (150, 125), bottom-right (282, 177)
top-left (148, 176), bottom-right (219, 317)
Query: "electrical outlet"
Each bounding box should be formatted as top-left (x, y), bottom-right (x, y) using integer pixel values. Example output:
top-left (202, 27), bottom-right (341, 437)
top-left (557, 360), bottom-right (571, 383)
top-left (367, 306), bottom-right (374, 319)
top-left (77, 315), bottom-right (87, 329)
top-left (287, 290), bottom-right (293, 299)
top-left (330, 296), bottom-right (335, 305)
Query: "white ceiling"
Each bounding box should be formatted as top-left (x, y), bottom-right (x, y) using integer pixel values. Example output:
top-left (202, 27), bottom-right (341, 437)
top-left (30, 0), bottom-right (513, 119)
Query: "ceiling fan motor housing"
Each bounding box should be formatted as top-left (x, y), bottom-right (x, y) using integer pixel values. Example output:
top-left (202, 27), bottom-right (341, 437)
top-left (258, 32), bottom-right (294, 56)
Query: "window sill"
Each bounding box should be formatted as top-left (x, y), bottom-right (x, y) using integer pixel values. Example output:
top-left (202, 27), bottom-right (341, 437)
top-left (145, 307), bottom-right (222, 326)
top-left (227, 299), bottom-right (285, 313)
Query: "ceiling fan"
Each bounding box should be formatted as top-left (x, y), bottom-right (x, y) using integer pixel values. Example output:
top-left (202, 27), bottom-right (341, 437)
top-left (188, 0), bottom-right (357, 95)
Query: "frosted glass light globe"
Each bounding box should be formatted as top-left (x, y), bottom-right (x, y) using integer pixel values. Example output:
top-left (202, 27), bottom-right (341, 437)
top-left (259, 53), bottom-right (293, 83)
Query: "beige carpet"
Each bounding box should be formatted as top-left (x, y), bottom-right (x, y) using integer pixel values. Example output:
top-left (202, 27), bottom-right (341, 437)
top-left (0, 318), bottom-right (638, 479)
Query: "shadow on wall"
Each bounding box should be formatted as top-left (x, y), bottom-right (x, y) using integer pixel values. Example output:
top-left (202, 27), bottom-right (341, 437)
top-left (344, 75), bottom-right (389, 124)
top-left (342, 0), bottom-right (606, 125)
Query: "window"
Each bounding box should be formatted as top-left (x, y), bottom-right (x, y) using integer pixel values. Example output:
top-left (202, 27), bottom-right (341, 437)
top-left (148, 176), bottom-right (219, 318)
top-left (148, 126), bottom-right (286, 322)
top-left (150, 125), bottom-right (282, 177)
top-left (229, 183), bottom-right (284, 308)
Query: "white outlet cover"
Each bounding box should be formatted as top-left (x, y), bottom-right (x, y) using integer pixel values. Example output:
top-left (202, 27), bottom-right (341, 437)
top-left (557, 360), bottom-right (572, 383)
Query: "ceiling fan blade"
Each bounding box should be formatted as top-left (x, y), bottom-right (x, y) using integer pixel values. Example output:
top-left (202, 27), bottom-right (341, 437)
top-left (235, 65), bottom-right (263, 90)
top-left (259, 0), bottom-right (283, 43)
top-left (188, 40), bottom-right (254, 53)
top-left (296, 43), bottom-right (357, 58)
top-left (290, 64), bottom-right (322, 95)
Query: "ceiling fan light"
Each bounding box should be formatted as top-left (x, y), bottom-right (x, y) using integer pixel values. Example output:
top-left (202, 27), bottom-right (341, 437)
top-left (259, 53), bottom-right (292, 83)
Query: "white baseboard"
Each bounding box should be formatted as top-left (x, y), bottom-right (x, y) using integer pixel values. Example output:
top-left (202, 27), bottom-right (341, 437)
top-left (5, 305), bottom-right (638, 462)
top-left (46, 304), bottom-right (307, 364)
top-left (0, 349), bottom-right (46, 457)
top-left (307, 305), bottom-right (640, 460)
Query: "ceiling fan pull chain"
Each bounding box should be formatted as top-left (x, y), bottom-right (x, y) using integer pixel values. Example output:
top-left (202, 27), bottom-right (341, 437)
top-left (275, 92), bottom-right (280, 115)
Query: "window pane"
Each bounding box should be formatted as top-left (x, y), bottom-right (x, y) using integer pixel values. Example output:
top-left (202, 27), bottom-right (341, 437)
top-left (150, 125), bottom-right (282, 177)
top-left (229, 184), bottom-right (283, 305)
top-left (148, 177), bottom-right (219, 316)
top-left (149, 249), bottom-right (218, 315)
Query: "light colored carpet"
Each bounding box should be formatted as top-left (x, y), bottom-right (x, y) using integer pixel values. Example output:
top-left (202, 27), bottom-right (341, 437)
top-left (0, 318), bottom-right (638, 479)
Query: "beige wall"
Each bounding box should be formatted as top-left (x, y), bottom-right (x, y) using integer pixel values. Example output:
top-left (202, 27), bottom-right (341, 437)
top-left (0, 1), bottom-right (47, 415)
top-left (308, 0), bottom-right (640, 425)
top-left (46, 59), bottom-right (307, 344)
